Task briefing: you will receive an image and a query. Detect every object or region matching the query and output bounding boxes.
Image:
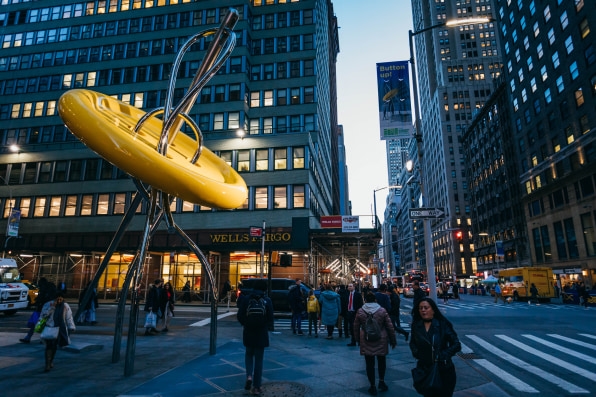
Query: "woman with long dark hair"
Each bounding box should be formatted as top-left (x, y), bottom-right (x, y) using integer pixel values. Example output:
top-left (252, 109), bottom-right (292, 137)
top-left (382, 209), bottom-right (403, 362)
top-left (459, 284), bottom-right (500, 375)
top-left (409, 297), bottom-right (461, 397)
top-left (40, 292), bottom-right (76, 372)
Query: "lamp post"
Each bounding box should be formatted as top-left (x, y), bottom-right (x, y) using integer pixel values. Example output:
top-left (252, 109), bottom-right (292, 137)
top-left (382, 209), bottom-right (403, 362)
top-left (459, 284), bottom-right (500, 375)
top-left (1, 176), bottom-right (14, 258)
top-left (408, 16), bottom-right (492, 301)
top-left (373, 185), bottom-right (401, 230)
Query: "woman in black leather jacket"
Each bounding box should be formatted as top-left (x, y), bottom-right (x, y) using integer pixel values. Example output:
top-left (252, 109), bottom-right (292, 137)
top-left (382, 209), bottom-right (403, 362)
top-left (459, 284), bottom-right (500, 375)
top-left (409, 297), bottom-right (461, 397)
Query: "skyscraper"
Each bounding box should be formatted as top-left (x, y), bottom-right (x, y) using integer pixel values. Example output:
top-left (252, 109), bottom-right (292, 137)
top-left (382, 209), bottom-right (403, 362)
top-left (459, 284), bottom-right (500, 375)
top-left (409, 1), bottom-right (502, 280)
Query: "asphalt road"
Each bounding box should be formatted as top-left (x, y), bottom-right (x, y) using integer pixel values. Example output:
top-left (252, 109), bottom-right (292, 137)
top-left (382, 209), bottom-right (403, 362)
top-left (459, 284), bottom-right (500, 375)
top-left (1, 294), bottom-right (595, 396)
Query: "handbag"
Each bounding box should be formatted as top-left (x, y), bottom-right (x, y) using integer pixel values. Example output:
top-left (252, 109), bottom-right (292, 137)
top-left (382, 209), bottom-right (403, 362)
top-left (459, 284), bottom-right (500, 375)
top-left (412, 334), bottom-right (443, 395)
top-left (144, 311), bottom-right (157, 328)
top-left (40, 325), bottom-right (60, 340)
top-left (34, 316), bottom-right (48, 333)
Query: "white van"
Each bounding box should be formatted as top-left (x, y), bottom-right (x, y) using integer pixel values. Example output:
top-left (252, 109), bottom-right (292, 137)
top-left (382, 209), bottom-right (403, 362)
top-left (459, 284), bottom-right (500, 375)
top-left (0, 258), bottom-right (29, 315)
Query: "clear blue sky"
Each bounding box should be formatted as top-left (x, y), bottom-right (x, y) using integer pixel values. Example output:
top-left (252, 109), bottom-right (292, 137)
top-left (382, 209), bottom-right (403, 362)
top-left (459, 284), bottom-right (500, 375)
top-left (335, 0), bottom-right (413, 222)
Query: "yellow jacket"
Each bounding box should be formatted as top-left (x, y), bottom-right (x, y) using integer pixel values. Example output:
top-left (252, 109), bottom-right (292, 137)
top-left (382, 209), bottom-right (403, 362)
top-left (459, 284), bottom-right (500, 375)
top-left (307, 295), bottom-right (320, 313)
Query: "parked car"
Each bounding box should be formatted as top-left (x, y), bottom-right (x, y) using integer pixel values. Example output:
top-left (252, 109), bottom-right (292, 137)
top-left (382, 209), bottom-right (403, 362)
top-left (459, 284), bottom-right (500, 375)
top-left (22, 280), bottom-right (39, 308)
top-left (237, 278), bottom-right (317, 312)
top-left (403, 283), bottom-right (414, 298)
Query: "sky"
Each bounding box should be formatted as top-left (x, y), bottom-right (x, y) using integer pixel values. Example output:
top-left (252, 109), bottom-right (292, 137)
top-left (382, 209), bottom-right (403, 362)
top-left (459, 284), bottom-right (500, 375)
top-left (334, 0), bottom-right (413, 223)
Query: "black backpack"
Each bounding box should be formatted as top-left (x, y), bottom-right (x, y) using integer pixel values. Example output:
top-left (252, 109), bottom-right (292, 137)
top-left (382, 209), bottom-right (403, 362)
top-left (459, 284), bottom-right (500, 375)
top-left (245, 296), bottom-right (267, 328)
top-left (363, 311), bottom-right (382, 342)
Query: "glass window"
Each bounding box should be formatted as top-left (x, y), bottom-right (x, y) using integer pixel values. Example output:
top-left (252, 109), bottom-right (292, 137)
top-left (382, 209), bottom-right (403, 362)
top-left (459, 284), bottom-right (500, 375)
top-left (277, 89), bottom-right (287, 105)
top-left (39, 161), bottom-right (52, 183)
top-left (256, 149), bottom-right (268, 171)
top-left (182, 201), bottom-right (195, 212)
top-left (274, 148), bottom-right (287, 170)
top-left (113, 193), bottom-right (126, 214)
top-left (250, 91), bottom-right (260, 107)
top-left (255, 187), bottom-right (268, 209)
top-left (80, 195), bottom-right (93, 216)
top-left (264, 90), bottom-right (273, 106)
top-left (274, 186), bottom-right (287, 209)
top-left (293, 185), bottom-right (305, 208)
top-left (49, 196), bottom-right (61, 217)
top-left (96, 194), bottom-right (109, 215)
top-left (238, 150), bottom-right (250, 172)
top-left (213, 113), bottom-right (224, 130)
top-left (581, 212), bottom-right (596, 257)
top-left (293, 147), bottom-right (305, 169)
top-left (228, 112), bottom-right (240, 130)
top-left (34, 197), bottom-right (46, 217)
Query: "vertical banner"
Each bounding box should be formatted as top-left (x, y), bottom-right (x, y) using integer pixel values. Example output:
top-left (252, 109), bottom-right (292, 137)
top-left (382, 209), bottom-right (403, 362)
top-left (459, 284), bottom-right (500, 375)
top-left (376, 61), bottom-right (413, 140)
top-left (7, 208), bottom-right (20, 237)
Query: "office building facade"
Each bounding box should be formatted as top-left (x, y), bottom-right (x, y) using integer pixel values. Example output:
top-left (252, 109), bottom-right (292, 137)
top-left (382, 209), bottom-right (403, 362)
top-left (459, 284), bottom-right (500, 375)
top-left (0, 0), bottom-right (348, 296)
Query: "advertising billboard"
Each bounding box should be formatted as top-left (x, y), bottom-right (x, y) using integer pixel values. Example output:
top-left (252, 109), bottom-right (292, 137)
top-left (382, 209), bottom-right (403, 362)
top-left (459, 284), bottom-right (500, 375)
top-left (376, 61), bottom-right (413, 140)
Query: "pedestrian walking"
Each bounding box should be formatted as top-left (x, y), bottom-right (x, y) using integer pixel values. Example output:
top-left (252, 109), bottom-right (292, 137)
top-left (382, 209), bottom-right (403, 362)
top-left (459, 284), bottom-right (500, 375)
top-left (39, 292), bottom-right (76, 372)
top-left (237, 279), bottom-right (274, 396)
top-left (182, 280), bottom-right (192, 303)
top-left (345, 283), bottom-right (364, 346)
top-left (221, 279), bottom-right (232, 303)
top-left (287, 278), bottom-right (305, 335)
top-left (388, 285), bottom-right (409, 341)
top-left (410, 297), bottom-right (461, 397)
top-left (494, 283), bottom-right (503, 303)
top-left (411, 281), bottom-right (426, 316)
top-left (144, 279), bottom-right (162, 335)
top-left (529, 283), bottom-right (539, 305)
top-left (78, 281), bottom-right (99, 325)
top-left (354, 292), bottom-right (397, 395)
top-left (20, 277), bottom-right (57, 344)
top-left (160, 281), bottom-right (175, 332)
top-left (306, 290), bottom-right (320, 337)
top-left (319, 284), bottom-right (341, 339)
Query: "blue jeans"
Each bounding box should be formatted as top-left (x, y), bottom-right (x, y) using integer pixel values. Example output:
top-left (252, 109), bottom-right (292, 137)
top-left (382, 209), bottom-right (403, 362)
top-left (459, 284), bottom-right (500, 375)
top-left (245, 346), bottom-right (265, 388)
top-left (291, 311), bottom-right (302, 332)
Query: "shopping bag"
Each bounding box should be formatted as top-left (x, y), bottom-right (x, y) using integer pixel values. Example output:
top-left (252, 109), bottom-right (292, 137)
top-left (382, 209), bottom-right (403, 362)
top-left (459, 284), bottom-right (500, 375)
top-left (144, 312), bottom-right (157, 328)
top-left (34, 317), bottom-right (48, 333)
top-left (40, 326), bottom-right (59, 340)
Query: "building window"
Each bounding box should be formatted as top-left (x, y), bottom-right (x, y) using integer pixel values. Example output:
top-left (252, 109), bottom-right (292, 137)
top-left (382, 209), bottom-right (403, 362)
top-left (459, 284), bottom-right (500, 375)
top-left (293, 185), bottom-right (305, 208)
top-left (213, 113), bottom-right (224, 130)
top-left (565, 36), bottom-right (574, 54)
top-left (575, 89), bottom-right (584, 107)
top-left (274, 148), bottom-right (287, 170)
top-left (228, 112), bottom-right (240, 130)
top-left (250, 91), bottom-right (260, 107)
top-left (256, 149), bottom-right (268, 171)
top-left (277, 89), bottom-right (287, 106)
top-left (238, 150), bottom-right (250, 172)
top-left (96, 194), bottom-right (109, 215)
top-left (273, 186), bottom-right (287, 209)
top-left (214, 85), bottom-right (225, 102)
top-left (581, 212), bottom-right (596, 257)
top-left (34, 197), bottom-right (46, 217)
top-left (255, 187), bottom-right (268, 209)
top-left (264, 90), bottom-right (273, 107)
top-left (293, 147), bottom-right (305, 169)
top-left (80, 195), bottom-right (93, 215)
top-left (277, 117), bottom-right (287, 134)
top-left (113, 193), bottom-right (126, 214)
top-left (49, 196), bottom-right (61, 217)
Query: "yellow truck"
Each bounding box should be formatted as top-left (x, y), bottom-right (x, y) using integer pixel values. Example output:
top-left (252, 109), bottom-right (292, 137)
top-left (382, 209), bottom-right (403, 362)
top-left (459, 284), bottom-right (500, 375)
top-left (499, 267), bottom-right (555, 302)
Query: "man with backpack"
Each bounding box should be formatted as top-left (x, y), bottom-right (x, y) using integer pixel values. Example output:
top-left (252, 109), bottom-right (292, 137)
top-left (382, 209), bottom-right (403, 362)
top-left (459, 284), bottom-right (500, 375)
top-left (237, 279), bottom-right (274, 396)
top-left (354, 292), bottom-right (397, 395)
top-left (287, 278), bottom-right (306, 335)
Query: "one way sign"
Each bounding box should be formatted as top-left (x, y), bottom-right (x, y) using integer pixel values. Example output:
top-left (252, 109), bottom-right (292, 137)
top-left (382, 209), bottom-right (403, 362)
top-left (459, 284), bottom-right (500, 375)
top-left (409, 208), bottom-right (446, 219)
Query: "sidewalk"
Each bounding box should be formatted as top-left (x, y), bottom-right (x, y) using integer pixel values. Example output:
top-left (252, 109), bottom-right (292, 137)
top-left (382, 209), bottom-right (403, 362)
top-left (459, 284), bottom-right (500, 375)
top-left (0, 298), bottom-right (512, 397)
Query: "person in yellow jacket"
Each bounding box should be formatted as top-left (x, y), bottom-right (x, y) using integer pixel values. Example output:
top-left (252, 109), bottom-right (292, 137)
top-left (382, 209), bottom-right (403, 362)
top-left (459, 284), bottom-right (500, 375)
top-left (306, 290), bottom-right (320, 337)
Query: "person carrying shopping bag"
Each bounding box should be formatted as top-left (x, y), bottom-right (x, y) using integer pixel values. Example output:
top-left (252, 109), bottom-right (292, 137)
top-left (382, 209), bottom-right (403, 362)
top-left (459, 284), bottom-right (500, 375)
top-left (39, 292), bottom-right (76, 372)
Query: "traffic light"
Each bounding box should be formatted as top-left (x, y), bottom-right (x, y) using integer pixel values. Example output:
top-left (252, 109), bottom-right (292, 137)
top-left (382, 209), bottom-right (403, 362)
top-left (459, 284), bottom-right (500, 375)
top-left (455, 230), bottom-right (463, 242)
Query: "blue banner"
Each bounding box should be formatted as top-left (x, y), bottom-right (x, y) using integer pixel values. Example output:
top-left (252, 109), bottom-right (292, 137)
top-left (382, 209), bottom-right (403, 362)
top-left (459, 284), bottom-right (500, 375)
top-left (376, 61), bottom-right (413, 140)
top-left (7, 208), bottom-right (20, 237)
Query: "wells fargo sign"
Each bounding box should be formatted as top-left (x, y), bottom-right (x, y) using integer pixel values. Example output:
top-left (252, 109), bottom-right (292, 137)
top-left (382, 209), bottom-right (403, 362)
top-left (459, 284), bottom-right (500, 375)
top-left (209, 232), bottom-right (291, 244)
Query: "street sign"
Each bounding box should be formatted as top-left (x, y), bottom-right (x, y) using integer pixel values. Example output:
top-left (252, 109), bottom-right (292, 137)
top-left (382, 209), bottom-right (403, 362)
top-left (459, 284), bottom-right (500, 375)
top-left (409, 207), bottom-right (446, 219)
top-left (249, 226), bottom-right (263, 237)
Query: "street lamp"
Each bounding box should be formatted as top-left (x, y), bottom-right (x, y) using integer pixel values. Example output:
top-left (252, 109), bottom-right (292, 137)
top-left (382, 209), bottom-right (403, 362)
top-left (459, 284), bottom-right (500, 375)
top-left (408, 16), bottom-right (492, 302)
top-left (373, 185), bottom-right (401, 230)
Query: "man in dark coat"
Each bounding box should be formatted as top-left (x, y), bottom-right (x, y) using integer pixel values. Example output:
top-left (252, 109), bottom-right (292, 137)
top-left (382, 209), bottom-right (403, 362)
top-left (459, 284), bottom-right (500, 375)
top-left (374, 283), bottom-right (392, 313)
top-left (144, 279), bottom-right (162, 335)
top-left (345, 282), bottom-right (363, 346)
top-left (411, 280), bottom-right (426, 316)
top-left (388, 285), bottom-right (409, 341)
top-left (237, 279), bottom-right (274, 396)
top-left (287, 278), bottom-right (305, 335)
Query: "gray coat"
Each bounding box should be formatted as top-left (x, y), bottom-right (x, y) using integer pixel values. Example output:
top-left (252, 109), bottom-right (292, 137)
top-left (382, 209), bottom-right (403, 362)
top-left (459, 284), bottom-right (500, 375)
top-left (354, 303), bottom-right (396, 356)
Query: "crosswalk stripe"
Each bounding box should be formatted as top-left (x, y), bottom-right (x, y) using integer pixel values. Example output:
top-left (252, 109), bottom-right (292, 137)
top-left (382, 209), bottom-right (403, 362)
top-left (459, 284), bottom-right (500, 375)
top-left (473, 359), bottom-right (538, 393)
top-left (466, 335), bottom-right (589, 394)
top-left (189, 311), bottom-right (236, 327)
top-left (547, 334), bottom-right (596, 351)
top-left (496, 334), bottom-right (596, 383)
top-left (522, 334), bottom-right (596, 364)
top-left (578, 333), bottom-right (596, 340)
top-left (459, 341), bottom-right (474, 354)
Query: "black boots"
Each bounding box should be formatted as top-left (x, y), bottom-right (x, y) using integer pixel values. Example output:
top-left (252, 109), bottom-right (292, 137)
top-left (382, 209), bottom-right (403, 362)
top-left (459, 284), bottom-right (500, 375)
top-left (44, 349), bottom-right (56, 372)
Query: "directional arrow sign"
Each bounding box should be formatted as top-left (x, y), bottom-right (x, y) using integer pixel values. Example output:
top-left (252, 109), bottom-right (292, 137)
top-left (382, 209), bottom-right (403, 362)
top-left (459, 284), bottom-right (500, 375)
top-left (409, 208), bottom-right (446, 219)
